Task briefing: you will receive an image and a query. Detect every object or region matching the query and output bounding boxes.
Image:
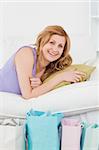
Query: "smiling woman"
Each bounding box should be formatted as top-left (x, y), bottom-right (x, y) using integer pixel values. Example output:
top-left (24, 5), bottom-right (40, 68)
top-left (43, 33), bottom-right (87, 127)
top-left (0, 25), bottom-right (86, 99)
top-left (36, 34), bottom-right (66, 76)
top-left (41, 34), bottom-right (65, 63)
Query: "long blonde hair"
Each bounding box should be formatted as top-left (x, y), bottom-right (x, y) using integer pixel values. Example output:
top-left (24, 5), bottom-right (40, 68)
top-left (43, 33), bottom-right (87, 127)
top-left (35, 25), bottom-right (72, 81)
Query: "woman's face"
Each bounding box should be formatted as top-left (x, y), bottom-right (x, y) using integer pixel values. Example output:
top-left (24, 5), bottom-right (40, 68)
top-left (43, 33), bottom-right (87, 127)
top-left (41, 34), bottom-right (66, 62)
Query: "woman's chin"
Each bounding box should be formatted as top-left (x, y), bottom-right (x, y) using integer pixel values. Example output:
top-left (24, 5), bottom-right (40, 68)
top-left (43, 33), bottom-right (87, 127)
top-left (46, 55), bottom-right (59, 62)
top-left (47, 57), bottom-right (57, 62)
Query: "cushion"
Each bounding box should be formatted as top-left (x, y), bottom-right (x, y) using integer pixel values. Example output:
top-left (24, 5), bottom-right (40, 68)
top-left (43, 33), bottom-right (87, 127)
top-left (89, 67), bottom-right (99, 81)
top-left (43, 64), bottom-right (95, 89)
top-left (0, 80), bottom-right (98, 117)
top-left (84, 59), bottom-right (99, 81)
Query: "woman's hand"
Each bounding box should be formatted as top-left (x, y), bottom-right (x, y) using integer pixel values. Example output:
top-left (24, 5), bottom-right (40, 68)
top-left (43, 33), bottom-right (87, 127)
top-left (30, 77), bottom-right (42, 88)
top-left (61, 70), bottom-right (86, 83)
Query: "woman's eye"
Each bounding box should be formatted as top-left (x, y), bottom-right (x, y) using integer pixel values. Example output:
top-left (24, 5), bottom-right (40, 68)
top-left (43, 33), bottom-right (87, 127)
top-left (59, 45), bottom-right (63, 48)
top-left (50, 41), bottom-right (54, 44)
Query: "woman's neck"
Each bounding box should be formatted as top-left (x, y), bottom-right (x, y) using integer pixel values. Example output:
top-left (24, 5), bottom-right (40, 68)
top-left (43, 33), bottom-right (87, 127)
top-left (36, 54), bottom-right (49, 73)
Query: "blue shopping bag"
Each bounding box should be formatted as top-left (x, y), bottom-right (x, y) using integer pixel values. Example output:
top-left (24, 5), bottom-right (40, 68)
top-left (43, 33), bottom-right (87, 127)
top-left (26, 109), bottom-right (64, 150)
top-left (80, 121), bottom-right (89, 150)
top-left (81, 121), bottom-right (99, 150)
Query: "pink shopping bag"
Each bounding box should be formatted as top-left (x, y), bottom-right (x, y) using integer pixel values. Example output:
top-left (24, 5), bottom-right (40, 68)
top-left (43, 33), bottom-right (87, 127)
top-left (61, 118), bottom-right (82, 150)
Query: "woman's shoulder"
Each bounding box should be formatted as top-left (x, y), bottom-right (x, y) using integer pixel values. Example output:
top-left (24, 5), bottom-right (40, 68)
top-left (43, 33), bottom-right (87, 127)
top-left (16, 46), bottom-right (33, 56)
top-left (15, 44), bottom-right (36, 56)
top-left (14, 45), bottom-right (36, 64)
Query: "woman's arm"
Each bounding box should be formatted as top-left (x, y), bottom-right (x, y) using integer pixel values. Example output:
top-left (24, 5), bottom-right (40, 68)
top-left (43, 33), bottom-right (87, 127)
top-left (14, 47), bottom-right (63, 99)
top-left (15, 47), bottom-right (34, 99)
top-left (29, 70), bottom-right (85, 99)
top-left (30, 74), bottom-right (63, 98)
top-left (15, 47), bottom-right (85, 99)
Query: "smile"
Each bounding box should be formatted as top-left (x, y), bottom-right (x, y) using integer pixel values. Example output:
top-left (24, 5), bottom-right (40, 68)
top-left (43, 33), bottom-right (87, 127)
top-left (48, 50), bottom-right (58, 56)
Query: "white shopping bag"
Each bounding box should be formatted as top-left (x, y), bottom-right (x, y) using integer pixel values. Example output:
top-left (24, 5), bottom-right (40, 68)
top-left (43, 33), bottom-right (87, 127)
top-left (0, 118), bottom-right (25, 150)
top-left (61, 118), bottom-right (81, 150)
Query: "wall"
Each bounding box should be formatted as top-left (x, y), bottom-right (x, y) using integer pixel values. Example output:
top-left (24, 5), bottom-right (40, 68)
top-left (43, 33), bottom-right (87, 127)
top-left (91, 0), bottom-right (99, 52)
top-left (0, 1), bottom-right (97, 67)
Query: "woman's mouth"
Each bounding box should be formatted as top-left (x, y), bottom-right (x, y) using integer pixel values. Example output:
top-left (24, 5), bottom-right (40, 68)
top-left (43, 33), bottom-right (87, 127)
top-left (48, 50), bottom-right (58, 56)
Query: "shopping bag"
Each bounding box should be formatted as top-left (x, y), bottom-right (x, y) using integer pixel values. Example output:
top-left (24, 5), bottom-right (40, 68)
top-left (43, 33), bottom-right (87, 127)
top-left (0, 118), bottom-right (25, 150)
top-left (80, 121), bottom-right (89, 150)
top-left (26, 109), bottom-right (64, 150)
top-left (81, 122), bottom-right (99, 150)
top-left (61, 118), bottom-right (82, 150)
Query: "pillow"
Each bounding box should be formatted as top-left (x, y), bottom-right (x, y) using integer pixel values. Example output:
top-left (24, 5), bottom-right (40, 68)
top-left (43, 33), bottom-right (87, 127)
top-left (43, 64), bottom-right (95, 89)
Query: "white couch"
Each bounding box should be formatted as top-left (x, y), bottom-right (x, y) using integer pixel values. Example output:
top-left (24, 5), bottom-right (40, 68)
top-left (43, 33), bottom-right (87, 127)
top-left (0, 77), bottom-right (99, 117)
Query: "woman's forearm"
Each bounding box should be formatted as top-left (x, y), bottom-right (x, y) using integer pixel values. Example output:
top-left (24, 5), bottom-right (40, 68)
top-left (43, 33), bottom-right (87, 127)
top-left (27, 74), bottom-right (62, 99)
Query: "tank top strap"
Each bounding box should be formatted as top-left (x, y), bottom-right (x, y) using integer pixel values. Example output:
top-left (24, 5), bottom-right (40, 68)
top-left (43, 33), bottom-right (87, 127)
top-left (28, 45), bottom-right (37, 77)
top-left (32, 47), bottom-right (37, 77)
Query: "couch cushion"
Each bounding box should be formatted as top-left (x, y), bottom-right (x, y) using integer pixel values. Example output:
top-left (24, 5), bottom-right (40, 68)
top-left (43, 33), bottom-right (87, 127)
top-left (0, 80), bottom-right (98, 117)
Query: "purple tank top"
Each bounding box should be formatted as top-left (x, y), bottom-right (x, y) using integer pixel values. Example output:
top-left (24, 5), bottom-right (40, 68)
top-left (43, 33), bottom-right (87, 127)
top-left (0, 45), bottom-right (37, 95)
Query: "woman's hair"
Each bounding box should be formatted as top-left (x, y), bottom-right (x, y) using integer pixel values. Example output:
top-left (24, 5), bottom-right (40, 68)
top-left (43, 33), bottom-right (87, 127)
top-left (35, 25), bottom-right (72, 81)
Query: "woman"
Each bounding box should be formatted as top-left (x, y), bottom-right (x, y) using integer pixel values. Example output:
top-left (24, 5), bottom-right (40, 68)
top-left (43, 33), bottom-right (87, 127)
top-left (0, 25), bottom-right (85, 99)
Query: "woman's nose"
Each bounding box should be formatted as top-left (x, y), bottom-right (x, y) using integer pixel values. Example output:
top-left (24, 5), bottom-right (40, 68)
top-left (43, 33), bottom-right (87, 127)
top-left (52, 49), bottom-right (59, 55)
top-left (52, 48), bottom-right (59, 55)
top-left (53, 46), bottom-right (58, 52)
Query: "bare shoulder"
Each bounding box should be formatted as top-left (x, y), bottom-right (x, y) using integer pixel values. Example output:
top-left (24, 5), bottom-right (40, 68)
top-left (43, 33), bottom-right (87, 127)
top-left (14, 47), bottom-right (34, 72)
top-left (14, 47), bottom-right (34, 65)
top-left (14, 47), bottom-right (35, 75)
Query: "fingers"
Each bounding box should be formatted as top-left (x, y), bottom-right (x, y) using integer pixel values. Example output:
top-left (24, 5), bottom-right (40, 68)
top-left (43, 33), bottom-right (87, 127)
top-left (74, 71), bottom-right (86, 82)
top-left (74, 74), bottom-right (83, 82)
top-left (69, 70), bottom-right (86, 83)
top-left (31, 83), bottom-right (40, 88)
top-left (30, 77), bottom-right (40, 82)
top-left (74, 71), bottom-right (86, 76)
top-left (69, 69), bottom-right (86, 76)
top-left (30, 78), bottom-right (41, 83)
top-left (30, 77), bottom-right (42, 88)
top-left (30, 82), bottom-right (41, 88)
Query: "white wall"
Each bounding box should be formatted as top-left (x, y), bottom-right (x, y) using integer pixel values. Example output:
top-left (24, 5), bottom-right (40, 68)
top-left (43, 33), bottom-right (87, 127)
top-left (0, 3), bottom-right (4, 66)
top-left (0, 1), bottom-right (97, 67)
top-left (2, 2), bottom-right (90, 36)
top-left (91, 0), bottom-right (99, 52)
